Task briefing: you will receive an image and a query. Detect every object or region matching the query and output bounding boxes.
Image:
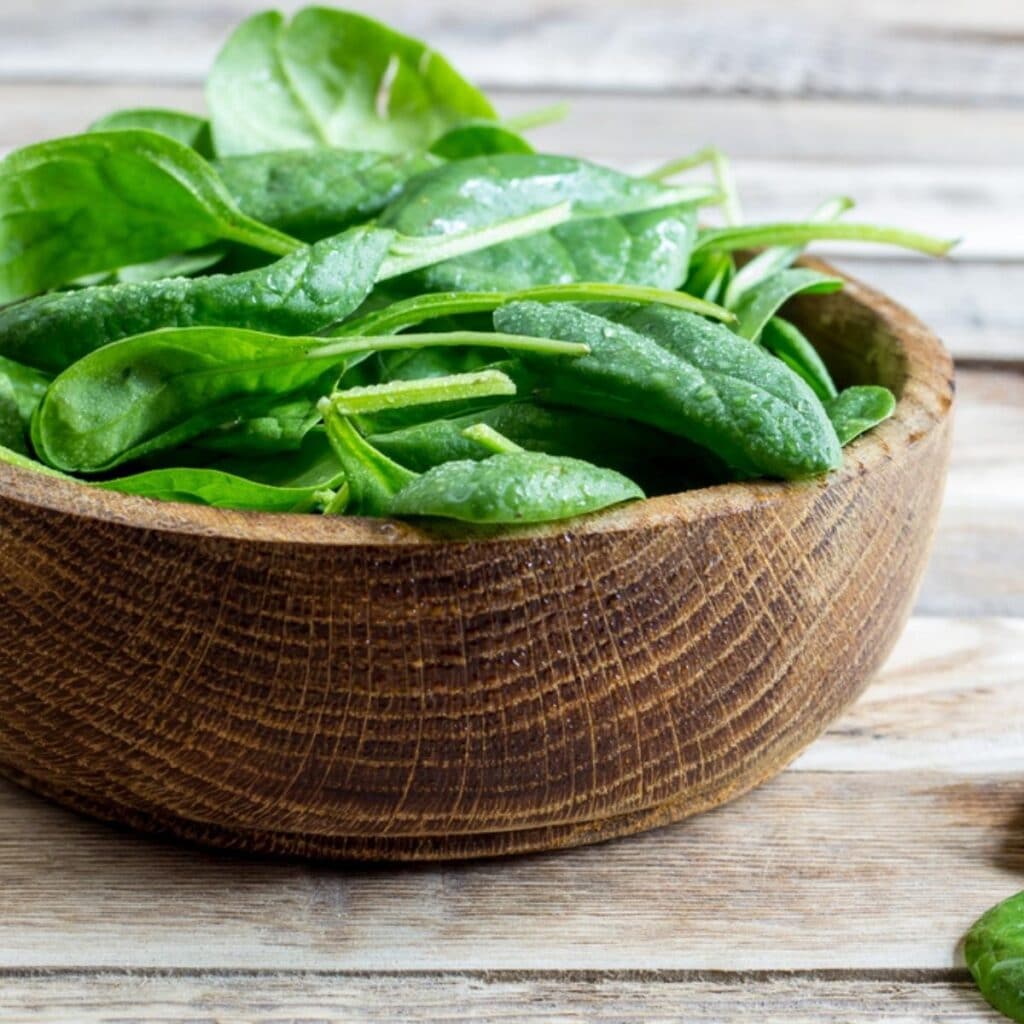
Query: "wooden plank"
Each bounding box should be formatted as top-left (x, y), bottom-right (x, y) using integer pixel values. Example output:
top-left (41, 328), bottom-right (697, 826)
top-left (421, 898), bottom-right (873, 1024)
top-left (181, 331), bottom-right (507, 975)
top-left (0, 763), bottom-right (1017, 970)
top-left (0, 970), bottom-right (1003, 1023)
top-left (1, 0), bottom-right (1022, 106)
top-left (795, 618), bottom-right (1024, 773)
top-left (5, 83), bottom-right (1024, 166)
top-left (919, 368), bottom-right (1024, 617)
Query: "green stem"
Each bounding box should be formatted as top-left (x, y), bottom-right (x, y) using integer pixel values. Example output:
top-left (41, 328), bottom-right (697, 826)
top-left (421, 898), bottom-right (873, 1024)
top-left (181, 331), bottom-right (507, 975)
top-left (330, 370), bottom-right (516, 416)
top-left (646, 147), bottom-right (742, 225)
top-left (225, 219), bottom-right (303, 257)
top-left (502, 102), bottom-right (571, 133)
top-left (461, 423), bottom-right (524, 455)
top-left (333, 282), bottom-right (734, 337)
top-left (696, 222), bottom-right (958, 258)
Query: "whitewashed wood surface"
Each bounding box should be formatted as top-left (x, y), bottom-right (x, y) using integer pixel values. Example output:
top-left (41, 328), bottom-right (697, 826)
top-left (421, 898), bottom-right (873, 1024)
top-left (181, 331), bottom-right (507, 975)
top-left (0, 1), bottom-right (1022, 1021)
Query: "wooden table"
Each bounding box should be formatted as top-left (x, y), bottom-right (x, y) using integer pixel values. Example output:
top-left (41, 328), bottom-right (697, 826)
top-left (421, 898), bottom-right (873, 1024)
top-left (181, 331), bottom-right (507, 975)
top-left (1, 1), bottom-right (1022, 1019)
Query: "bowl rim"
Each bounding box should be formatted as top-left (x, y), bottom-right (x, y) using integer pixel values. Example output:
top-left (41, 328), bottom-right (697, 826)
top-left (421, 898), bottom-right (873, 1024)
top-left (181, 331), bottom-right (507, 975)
top-left (0, 257), bottom-right (954, 548)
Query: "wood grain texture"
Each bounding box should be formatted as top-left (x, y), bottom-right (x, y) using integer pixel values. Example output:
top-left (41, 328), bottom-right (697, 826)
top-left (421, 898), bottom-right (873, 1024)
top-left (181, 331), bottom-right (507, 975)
top-left (0, 766), bottom-right (1017, 970)
top-left (1, 0), bottom-right (1021, 106)
top-left (0, 971), bottom-right (1004, 1023)
top-left (0, 264), bottom-right (953, 860)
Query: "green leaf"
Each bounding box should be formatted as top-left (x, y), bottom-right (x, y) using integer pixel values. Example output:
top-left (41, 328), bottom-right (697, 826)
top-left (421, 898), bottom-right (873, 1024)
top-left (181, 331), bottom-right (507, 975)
top-left (207, 8), bottom-right (497, 156)
top-left (825, 386), bottom-right (896, 445)
top-left (100, 429), bottom-right (345, 512)
top-left (31, 327), bottom-right (587, 472)
top-left (732, 268), bottom-right (843, 341)
top-left (429, 122), bottom-right (533, 159)
top-left (213, 149), bottom-right (436, 242)
top-left (760, 318), bottom-right (837, 402)
top-left (0, 226), bottom-right (392, 372)
top-left (495, 301), bottom-right (842, 480)
top-left (388, 451), bottom-right (644, 523)
top-left (89, 108), bottom-right (214, 157)
top-left (966, 891), bottom-right (1024, 1023)
top-left (406, 203), bottom-right (699, 294)
top-left (0, 130), bottom-right (301, 303)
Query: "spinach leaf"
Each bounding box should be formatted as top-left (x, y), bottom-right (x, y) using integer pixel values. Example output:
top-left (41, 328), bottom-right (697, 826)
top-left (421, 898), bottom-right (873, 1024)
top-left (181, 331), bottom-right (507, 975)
top-left (31, 327), bottom-right (587, 472)
top-left (966, 890), bottom-right (1024, 1023)
top-left (100, 429), bottom-right (346, 512)
top-left (207, 8), bottom-right (496, 156)
top-left (379, 154), bottom-right (711, 236)
top-left (825, 386), bottom-right (896, 444)
top-left (0, 130), bottom-right (301, 303)
top-left (429, 122), bottom-right (533, 159)
top-left (389, 452), bottom-right (644, 524)
top-left (761, 318), bottom-right (837, 402)
top-left (89, 108), bottom-right (214, 157)
top-left (0, 378), bottom-right (25, 453)
top-left (732, 268), bottom-right (843, 341)
top-left (404, 203), bottom-right (698, 294)
top-left (214, 149), bottom-right (436, 241)
top-left (0, 226), bottom-right (392, 372)
top-left (495, 301), bottom-right (842, 479)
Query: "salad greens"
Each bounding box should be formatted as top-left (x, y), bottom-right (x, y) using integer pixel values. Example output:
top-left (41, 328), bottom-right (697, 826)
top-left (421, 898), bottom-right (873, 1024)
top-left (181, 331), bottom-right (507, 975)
top-left (0, 4), bottom-right (956, 525)
top-left (966, 891), bottom-right (1024, 1023)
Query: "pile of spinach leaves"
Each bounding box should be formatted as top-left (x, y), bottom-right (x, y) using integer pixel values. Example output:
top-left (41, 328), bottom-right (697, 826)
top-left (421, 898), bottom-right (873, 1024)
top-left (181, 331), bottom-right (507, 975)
top-left (0, 6), bottom-right (955, 525)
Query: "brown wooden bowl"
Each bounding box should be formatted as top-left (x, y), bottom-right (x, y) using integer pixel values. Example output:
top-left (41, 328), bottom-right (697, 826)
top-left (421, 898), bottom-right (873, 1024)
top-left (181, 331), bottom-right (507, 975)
top-left (0, 258), bottom-right (953, 861)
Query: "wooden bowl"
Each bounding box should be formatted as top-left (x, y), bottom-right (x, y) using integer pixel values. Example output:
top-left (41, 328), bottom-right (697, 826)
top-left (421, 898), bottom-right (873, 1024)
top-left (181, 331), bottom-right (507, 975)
top-left (0, 259), bottom-right (953, 861)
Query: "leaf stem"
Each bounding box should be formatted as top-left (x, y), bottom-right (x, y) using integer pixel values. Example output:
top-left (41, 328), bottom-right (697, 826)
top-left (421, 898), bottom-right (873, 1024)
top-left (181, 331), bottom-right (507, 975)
top-left (696, 222), bottom-right (958, 257)
top-left (330, 369), bottom-right (516, 416)
top-left (502, 102), bottom-right (571, 133)
top-left (333, 282), bottom-right (734, 337)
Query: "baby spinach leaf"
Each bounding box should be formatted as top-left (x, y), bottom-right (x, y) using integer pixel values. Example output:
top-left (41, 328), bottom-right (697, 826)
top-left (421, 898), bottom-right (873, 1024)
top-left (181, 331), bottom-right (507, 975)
top-left (0, 130), bottom-right (301, 303)
top-left (193, 397), bottom-right (324, 455)
top-left (495, 301), bottom-right (842, 479)
top-left (379, 154), bottom-right (711, 237)
top-left (0, 226), bottom-right (392, 372)
top-left (825, 386), bottom-right (896, 444)
top-left (32, 327), bottom-right (587, 472)
top-left (761, 318), bottom-right (837, 402)
top-left (388, 452), bottom-right (644, 524)
top-left (207, 8), bottom-right (496, 156)
top-left (732, 268), bottom-right (843, 341)
top-left (100, 428), bottom-right (345, 512)
top-left (966, 890), bottom-right (1024, 1023)
top-left (89, 108), bottom-right (214, 157)
top-left (0, 378), bottom-right (26, 453)
top-left (214, 149), bottom-right (436, 241)
top-left (405, 203), bottom-right (698, 294)
top-left (429, 122), bottom-right (533, 159)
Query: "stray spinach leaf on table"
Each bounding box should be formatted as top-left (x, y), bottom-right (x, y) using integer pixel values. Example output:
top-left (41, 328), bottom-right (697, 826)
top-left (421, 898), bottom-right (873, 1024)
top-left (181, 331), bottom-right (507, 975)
top-left (966, 891), bottom-right (1024, 1023)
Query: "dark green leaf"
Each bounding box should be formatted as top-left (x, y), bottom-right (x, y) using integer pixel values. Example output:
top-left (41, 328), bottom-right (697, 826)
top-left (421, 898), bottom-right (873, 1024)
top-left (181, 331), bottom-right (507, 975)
top-left (214, 149), bottom-right (436, 242)
top-left (429, 122), bottom-right (533, 159)
top-left (31, 327), bottom-right (587, 472)
top-left (89, 108), bottom-right (214, 157)
top-left (826, 386), bottom-right (896, 445)
top-left (966, 890), bottom-right (1024, 1023)
top-left (761, 318), bottom-right (837, 402)
top-left (732, 268), bottom-right (843, 341)
top-left (0, 130), bottom-right (301, 302)
top-left (495, 301), bottom-right (842, 479)
top-left (388, 451), bottom-right (644, 523)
